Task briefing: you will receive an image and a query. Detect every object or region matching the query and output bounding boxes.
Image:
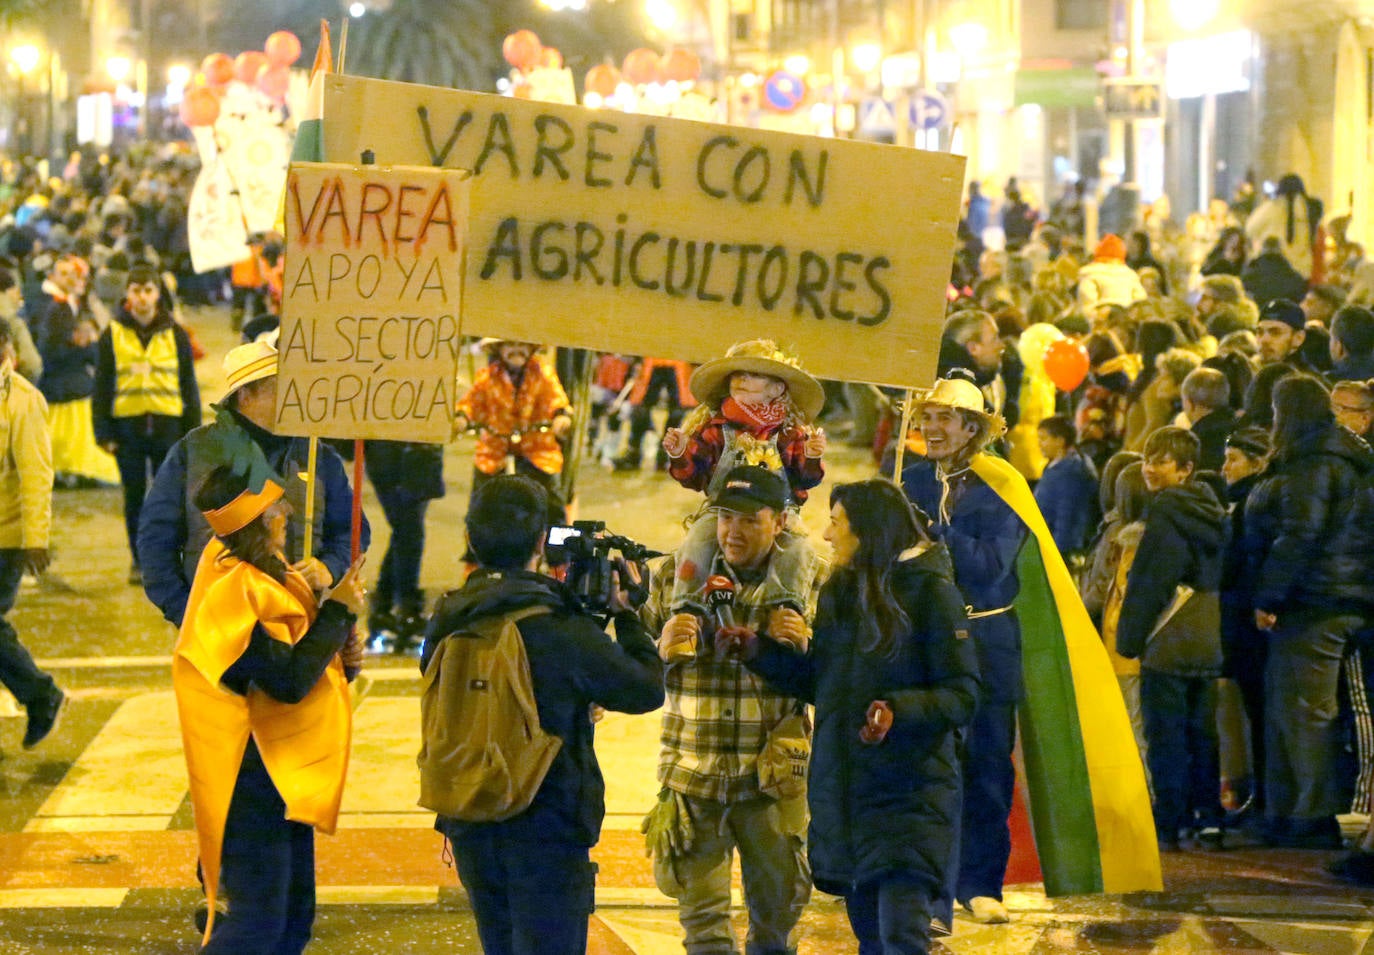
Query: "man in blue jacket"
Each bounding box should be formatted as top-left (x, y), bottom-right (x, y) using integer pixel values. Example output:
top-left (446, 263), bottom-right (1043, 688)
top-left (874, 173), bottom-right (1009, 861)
top-left (902, 374), bottom-right (1027, 928)
top-left (137, 339), bottom-right (368, 627)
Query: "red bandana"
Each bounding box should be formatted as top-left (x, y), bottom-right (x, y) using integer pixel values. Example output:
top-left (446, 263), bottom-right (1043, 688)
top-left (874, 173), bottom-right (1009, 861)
top-left (723, 396), bottom-right (787, 432)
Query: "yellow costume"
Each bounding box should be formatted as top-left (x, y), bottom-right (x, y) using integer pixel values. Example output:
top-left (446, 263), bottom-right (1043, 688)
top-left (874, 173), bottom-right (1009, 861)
top-left (173, 537), bottom-right (351, 943)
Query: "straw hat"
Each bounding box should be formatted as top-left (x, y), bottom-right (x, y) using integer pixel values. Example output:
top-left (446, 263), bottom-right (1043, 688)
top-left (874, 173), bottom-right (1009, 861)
top-left (911, 376), bottom-right (1007, 442)
top-left (222, 339), bottom-right (278, 399)
top-left (688, 340), bottom-right (824, 420)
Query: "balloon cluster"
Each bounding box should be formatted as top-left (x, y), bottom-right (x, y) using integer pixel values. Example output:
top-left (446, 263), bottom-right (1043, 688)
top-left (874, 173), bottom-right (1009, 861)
top-left (179, 30), bottom-right (301, 128)
top-left (501, 29), bottom-right (565, 98)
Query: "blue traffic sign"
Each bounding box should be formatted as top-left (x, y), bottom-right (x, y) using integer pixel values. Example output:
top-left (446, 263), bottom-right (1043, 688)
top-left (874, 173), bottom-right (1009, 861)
top-left (859, 97), bottom-right (897, 136)
top-left (909, 89), bottom-right (949, 130)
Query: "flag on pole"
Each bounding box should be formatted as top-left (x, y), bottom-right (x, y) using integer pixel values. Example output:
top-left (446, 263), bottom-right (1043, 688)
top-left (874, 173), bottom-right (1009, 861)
top-left (290, 20), bottom-right (333, 165)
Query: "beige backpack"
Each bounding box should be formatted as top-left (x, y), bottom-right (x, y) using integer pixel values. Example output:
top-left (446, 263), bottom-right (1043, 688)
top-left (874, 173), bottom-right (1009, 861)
top-left (417, 606), bottom-right (561, 821)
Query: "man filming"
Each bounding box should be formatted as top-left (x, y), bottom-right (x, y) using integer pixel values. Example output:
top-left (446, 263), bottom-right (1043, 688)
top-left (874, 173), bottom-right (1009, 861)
top-left (421, 475), bottom-right (663, 955)
top-left (644, 465), bottom-right (826, 955)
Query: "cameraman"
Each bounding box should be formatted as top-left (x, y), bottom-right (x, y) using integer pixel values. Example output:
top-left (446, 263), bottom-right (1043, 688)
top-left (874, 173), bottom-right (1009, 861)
top-left (643, 465), bottom-right (826, 955)
top-left (421, 475), bottom-right (663, 955)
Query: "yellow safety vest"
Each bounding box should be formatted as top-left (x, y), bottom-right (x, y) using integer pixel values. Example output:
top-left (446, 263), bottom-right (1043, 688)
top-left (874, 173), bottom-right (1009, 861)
top-left (111, 321), bottom-right (182, 418)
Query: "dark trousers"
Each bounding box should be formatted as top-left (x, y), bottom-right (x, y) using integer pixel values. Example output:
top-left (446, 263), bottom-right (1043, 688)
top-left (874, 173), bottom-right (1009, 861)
top-left (846, 875), bottom-right (932, 955)
top-left (627, 366), bottom-right (686, 454)
top-left (203, 741), bottom-right (316, 955)
top-left (934, 699), bottom-right (1017, 923)
top-left (112, 427), bottom-right (178, 561)
top-left (0, 550), bottom-right (56, 707)
top-left (372, 486), bottom-right (430, 613)
top-left (450, 829), bottom-right (597, 955)
top-left (1141, 670), bottom-right (1222, 836)
top-left (1229, 630), bottom-right (1268, 810)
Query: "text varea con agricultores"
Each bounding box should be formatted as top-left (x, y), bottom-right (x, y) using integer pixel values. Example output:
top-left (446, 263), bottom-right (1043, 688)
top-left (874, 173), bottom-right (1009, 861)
top-left (319, 74), bottom-right (965, 390)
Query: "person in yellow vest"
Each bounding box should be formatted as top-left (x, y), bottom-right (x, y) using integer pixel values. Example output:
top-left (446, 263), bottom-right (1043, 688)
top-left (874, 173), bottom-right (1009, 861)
top-left (93, 264), bottom-right (202, 585)
top-left (175, 462), bottom-right (363, 953)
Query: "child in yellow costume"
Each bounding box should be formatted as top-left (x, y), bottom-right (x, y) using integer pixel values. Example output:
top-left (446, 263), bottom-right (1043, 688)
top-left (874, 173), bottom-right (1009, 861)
top-left (174, 463), bottom-right (364, 953)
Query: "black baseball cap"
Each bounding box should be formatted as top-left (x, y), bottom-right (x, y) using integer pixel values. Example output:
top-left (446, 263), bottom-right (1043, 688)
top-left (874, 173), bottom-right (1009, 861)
top-left (710, 466), bottom-right (789, 514)
top-left (1259, 299), bottom-right (1305, 331)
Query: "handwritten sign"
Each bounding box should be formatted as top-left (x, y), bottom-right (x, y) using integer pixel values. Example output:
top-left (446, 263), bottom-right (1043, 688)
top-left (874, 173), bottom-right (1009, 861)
top-left (275, 162), bottom-right (469, 442)
top-left (321, 75), bottom-right (965, 389)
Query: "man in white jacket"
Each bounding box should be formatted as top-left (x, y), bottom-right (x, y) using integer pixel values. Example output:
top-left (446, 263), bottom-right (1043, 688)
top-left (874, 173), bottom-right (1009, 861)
top-left (1076, 234), bottom-right (1147, 316)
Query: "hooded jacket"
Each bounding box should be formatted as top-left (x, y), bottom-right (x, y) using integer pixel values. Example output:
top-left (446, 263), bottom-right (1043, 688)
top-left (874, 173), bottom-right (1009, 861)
top-left (1244, 423), bottom-right (1374, 616)
top-left (747, 543), bottom-right (979, 895)
top-left (422, 568), bottom-right (663, 846)
top-left (1115, 481), bottom-right (1228, 674)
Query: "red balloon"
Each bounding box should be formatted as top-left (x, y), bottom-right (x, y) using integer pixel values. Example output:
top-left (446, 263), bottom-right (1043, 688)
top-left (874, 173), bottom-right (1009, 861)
top-left (662, 48), bottom-right (701, 83)
top-left (1044, 339), bottom-right (1091, 391)
top-left (539, 47), bottom-right (563, 70)
top-left (584, 64), bottom-right (621, 98)
top-left (265, 30), bottom-right (302, 68)
top-left (201, 53), bottom-right (234, 87)
top-left (233, 50), bottom-right (269, 85)
top-left (179, 87), bottom-right (221, 127)
top-left (622, 48), bottom-right (662, 85)
top-left (257, 63), bottom-right (290, 102)
top-left (502, 30), bottom-right (542, 71)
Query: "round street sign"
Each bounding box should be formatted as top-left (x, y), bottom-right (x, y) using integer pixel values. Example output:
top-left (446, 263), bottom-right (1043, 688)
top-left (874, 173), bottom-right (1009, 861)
top-left (909, 89), bottom-right (949, 130)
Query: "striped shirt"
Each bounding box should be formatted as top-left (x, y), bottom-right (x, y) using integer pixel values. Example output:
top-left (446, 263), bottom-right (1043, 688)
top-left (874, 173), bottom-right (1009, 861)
top-left (643, 548), bottom-right (825, 802)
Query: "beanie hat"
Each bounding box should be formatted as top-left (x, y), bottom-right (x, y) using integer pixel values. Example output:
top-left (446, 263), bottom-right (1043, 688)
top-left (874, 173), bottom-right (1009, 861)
top-left (1093, 234), bottom-right (1126, 262)
top-left (1259, 298), bottom-right (1305, 331)
top-left (1226, 426), bottom-right (1272, 460)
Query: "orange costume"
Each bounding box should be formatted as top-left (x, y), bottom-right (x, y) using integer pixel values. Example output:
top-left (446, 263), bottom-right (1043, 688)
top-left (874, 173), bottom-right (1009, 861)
top-left (456, 352), bottom-right (571, 476)
top-left (173, 538), bottom-right (351, 943)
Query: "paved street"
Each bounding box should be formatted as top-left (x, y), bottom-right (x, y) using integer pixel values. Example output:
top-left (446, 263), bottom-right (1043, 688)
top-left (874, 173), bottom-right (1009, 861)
top-left (1, 311), bottom-right (1373, 953)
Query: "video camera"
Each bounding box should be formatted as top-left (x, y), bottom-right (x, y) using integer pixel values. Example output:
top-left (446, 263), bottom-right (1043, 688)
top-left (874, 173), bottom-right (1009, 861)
top-left (545, 520), bottom-right (661, 616)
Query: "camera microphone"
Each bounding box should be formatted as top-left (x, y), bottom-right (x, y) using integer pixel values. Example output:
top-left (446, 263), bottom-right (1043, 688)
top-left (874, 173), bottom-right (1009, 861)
top-left (704, 575), bottom-right (736, 630)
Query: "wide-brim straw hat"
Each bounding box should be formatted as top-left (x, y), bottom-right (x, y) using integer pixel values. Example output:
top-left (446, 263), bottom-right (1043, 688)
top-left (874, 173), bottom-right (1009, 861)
top-left (911, 376), bottom-right (1007, 441)
top-left (222, 339), bottom-right (279, 399)
top-left (689, 340), bottom-right (824, 420)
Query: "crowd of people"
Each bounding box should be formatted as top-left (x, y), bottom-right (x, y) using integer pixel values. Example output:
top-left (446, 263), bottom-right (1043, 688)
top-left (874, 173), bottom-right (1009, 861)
top-left (4, 141), bottom-right (1374, 955)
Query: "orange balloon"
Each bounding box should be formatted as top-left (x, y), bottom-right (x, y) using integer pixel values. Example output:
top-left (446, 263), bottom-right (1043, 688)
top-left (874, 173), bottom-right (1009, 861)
top-left (234, 50), bottom-right (269, 85)
top-left (1044, 339), bottom-right (1090, 391)
top-left (201, 53), bottom-right (234, 87)
top-left (622, 48), bottom-right (662, 85)
top-left (662, 48), bottom-right (701, 83)
top-left (179, 87), bottom-right (221, 127)
top-left (265, 30), bottom-right (302, 68)
top-left (502, 30), bottom-right (542, 71)
top-left (257, 63), bottom-right (290, 102)
top-left (584, 64), bottom-right (621, 98)
top-left (539, 47), bottom-right (563, 70)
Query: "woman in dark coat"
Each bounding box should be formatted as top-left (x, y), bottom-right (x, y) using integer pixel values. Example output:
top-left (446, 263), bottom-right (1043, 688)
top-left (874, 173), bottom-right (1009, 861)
top-left (745, 479), bottom-right (979, 954)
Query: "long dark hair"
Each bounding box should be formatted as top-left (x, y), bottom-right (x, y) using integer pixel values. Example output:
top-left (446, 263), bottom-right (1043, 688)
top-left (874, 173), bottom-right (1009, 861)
top-left (1271, 374), bottom-right (1333, 458)
top-left (1128, 319), bottom-right (1180, 401)
top-left (193, 464), bottom-right (289, 583)
top-left (821, 480), bottom-right (930, 659)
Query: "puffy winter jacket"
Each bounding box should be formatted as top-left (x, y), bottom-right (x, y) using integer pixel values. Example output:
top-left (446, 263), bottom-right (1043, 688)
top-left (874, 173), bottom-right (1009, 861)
top-left (747, 544), bottom-right (979, 895)
top-left (1244, 423), bottom-right (1374, 616)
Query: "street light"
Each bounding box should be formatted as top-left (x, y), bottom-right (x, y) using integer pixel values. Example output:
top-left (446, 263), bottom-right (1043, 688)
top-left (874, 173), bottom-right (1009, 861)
top-left (645, 0), bottom-right (677, 32)
top-left (107, 56), bottom-right (133, 84)
top-left (850, 43), bottom-right (882, 74)
top-left (10, 44), bottom-right (42, 155)
top-left (10, 45), bottom-right (41, 76)
top-left (167, 64), bottom-right (191, 88)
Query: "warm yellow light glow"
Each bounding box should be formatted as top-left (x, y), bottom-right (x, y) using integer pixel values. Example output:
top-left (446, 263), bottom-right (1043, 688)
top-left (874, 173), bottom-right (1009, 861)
top-left (784, 54), bottom-right (811, 76)
top-left (948, 22), bottom-right (989, 58)
top-left (645, 0), bottom-right (678, 31)
top-left (1170, 0), bottom-right (1220, 31)
top-left (167, 63), bottom-right (192, 88)
top-left (106, 56), bottom-right (132, 83)
top-left (850, 43), bottom-right (882, 73)
top-left (10, 44), bottom-right (41, 75)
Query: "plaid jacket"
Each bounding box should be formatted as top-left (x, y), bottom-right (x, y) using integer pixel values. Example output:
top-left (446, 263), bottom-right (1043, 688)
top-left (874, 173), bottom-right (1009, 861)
top-left (643, 548), bottom-right (825, 802)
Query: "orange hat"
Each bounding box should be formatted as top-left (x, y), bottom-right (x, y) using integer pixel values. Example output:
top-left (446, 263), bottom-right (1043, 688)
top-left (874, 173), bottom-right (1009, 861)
top-left (1093, 234), bottom-right (1127, 262)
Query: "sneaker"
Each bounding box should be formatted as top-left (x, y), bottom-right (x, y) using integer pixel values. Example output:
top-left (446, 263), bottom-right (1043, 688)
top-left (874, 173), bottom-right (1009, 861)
top-left (929, 917), bottom-right (952, 937)
top-left (23, 686), bottom-right (65, 749)
top-left (965, 896), bottom-right (1009, 924)
top-left (1196, 826), bottom-right (1225, 851)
